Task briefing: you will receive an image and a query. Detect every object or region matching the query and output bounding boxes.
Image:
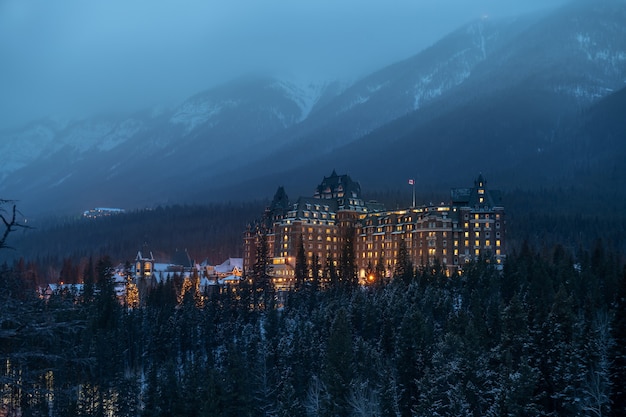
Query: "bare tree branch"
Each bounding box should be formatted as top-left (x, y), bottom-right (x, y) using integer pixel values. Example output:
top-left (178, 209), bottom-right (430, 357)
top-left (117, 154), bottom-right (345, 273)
top-left (0, 199), bottom-right (29, 250)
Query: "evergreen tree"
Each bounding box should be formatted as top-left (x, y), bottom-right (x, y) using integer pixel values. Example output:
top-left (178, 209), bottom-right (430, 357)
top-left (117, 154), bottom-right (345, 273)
top-left (325, 254), bottom-right (338, 289)
top-left (610, 267), bottom-right (626, 416)
top-left (295, 234), bottom-right (308, 292)
top-left (83, 256), bottom-right (95, 303)
top-left (375, 253), bottom-right (387, 289)
top-left (323, 308), bottom-right (354, 417)
top-left (339, 227), bottom-right (357, 291)
top-left (395, 308), bottom-right (428, 417)
top-left (310, 253), bottom-right (321, 294)
top-left (252, 227), bottom-right (274, 310)
top-left (393, 238), bottom-right (413, 285)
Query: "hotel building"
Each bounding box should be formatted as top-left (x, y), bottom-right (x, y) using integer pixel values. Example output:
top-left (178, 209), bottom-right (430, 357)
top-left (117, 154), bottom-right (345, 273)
top-left (244, 171), bottom-right (505, 288)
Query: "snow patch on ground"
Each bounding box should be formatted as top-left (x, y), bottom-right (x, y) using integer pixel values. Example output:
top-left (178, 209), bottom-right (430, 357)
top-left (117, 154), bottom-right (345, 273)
top-left (0, 123), bottom-right (57, 179)
top-left (98, 119), bottom-right (144, 152)
top-left (61, 121), bottom-right (118, 153)
top-left (50, 173), bottom-right (73, 188)
top-left (170, 99), bottom-right (229, 133)
top-left (274, 80), bottom-right (327, 122)
top-left (340, 95), bottom-right (370, 113)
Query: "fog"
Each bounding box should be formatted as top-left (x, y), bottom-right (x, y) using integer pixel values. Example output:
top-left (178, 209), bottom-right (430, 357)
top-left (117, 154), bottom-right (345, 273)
top-left (0, 0), bottom-right (568, 131)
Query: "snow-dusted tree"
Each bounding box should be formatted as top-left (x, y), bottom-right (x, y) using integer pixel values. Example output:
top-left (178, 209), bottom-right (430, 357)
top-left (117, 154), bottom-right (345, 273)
top-left (348, 380), bottom-right (381, 417)
top-left (610, 267), bottom-right (626, 416)
top-left (304, 375), bottom-right (329, 417)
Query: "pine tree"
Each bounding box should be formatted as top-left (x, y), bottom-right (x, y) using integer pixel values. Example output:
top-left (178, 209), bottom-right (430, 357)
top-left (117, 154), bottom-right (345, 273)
top-left (295, 234), bottom-right (308, 292)
top-left (325, 254), bottom-right (338, 290)
top-left (610, 267), bottom-right (626, 416)
top-left (375, 253), bottom-right (387, 289)
top-left (323, 308), bottom-right (354, 417)
top-left (252, 227), bottom-right (274, 310)
top-left (339, 228), bottom-right (358, 291)
top-left (393, 239), bottom-right (413, 285)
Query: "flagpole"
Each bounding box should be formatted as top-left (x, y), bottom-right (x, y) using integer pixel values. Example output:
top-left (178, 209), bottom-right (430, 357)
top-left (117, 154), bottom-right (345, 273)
top-left (409, 179), bottom-right (415, 208)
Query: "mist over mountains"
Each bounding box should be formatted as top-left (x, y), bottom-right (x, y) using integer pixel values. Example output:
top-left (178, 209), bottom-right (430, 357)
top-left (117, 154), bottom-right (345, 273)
top-left (1, 0), bottom-right (625, 217)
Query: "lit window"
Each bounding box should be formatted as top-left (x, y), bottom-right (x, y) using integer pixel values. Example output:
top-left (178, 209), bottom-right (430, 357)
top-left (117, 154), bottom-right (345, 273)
top-left (475, 222), bottom-right (480, 228)
top-left (475, 240), bottom-right (479, 247)
top-left (475, 249), bottom-right (480, 256)
top-left (475, 231), bottom-right (480, 238)
top-left (486, 240), bottom-right (490, 247)
top-left (496, 240), bottom-right (501, 247)
top-left (464, 231), bottom-right (469, 238)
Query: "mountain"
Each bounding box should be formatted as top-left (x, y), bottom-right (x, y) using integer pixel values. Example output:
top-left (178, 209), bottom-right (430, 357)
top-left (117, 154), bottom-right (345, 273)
top-left (0, 77), bottom-right (335, 215)
top-left (1, 0), bottom-right (625, 217)
top-left (209, 0), bottom-right (626, 198)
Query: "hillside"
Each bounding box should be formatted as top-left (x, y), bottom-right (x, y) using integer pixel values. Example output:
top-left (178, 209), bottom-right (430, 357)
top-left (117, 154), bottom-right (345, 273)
top-left (1, 0), bottom-right (625, 216)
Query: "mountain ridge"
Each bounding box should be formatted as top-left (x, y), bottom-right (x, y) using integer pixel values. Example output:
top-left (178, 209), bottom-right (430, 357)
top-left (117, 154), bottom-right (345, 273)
top-left (2, 0), bottom-right (625, 217)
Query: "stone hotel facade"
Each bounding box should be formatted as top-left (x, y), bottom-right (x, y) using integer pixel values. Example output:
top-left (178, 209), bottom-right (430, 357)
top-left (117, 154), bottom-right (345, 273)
top-left (244, 171), bottom-right (505, 288)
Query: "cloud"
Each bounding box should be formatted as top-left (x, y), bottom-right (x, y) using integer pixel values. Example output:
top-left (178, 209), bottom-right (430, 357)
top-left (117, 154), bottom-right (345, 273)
top-left (0, 0), bottom-right (568, 130)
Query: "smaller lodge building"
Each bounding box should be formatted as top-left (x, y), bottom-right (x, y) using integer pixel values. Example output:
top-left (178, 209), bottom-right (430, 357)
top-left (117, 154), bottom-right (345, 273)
top-left (244, 171), bottom-right (505, 289)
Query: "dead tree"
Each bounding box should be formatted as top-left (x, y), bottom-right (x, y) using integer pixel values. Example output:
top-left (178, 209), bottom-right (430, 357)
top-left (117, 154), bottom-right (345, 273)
top-left (0, 199), bottom-right (26, 250)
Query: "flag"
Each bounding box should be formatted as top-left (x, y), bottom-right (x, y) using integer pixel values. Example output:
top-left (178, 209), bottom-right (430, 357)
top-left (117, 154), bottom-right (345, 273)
top-left (408, 179), bottom-right (414, 185)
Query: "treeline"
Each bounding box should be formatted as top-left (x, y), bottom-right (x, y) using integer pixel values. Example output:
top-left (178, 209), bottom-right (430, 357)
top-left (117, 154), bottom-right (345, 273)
top-left (5, 187), bottom-right (626, 287)
top-left (1, 242), bottom-right (625, 416)
top-left (4, 201), bottom-right (264, 287)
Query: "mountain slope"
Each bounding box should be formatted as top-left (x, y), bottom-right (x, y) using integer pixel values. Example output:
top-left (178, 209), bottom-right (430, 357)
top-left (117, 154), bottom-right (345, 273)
top-left (0, 77), bottom-right (333, 214)
top-left (213, 0), bottom-right (626, 199)
top-left (2, 0), bottom-right (625, 216)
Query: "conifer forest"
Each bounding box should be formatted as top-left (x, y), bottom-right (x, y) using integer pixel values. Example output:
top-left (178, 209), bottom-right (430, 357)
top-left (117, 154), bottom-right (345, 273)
top-left (1, 196), bottom-right (626, 417)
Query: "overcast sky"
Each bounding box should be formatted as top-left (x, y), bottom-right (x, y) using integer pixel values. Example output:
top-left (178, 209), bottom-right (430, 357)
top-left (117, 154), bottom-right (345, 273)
top-left (0, 0), bottom-right (569, 130)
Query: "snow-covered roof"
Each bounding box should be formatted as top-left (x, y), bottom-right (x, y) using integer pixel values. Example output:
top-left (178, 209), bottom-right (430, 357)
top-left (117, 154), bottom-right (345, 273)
top-left (218, 275), bottom-right (241, 285)
top-left (47, 283), bottom-right (84, 293)
top-left (215, 258), bottom-right (243, 274)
